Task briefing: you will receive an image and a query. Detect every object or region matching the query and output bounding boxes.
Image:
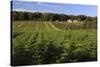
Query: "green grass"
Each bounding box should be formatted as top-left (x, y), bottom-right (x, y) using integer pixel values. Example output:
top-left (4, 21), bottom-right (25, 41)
top-left (13, 21), bottom-right (60, 32)
top-left (12, 21), bottom-right (97, 66)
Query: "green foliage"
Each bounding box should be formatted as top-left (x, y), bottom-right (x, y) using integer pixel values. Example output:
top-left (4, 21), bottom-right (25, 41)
top-left (12, 21), bottom-right (97, 66)
top-left (12, 11), bottom-right (97, 22)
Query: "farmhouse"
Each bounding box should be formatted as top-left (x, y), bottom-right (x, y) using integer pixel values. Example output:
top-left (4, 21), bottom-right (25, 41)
top-left (67, 19), bottom-right (72, 22)
top-left (67, 19), bottom-right (79, 23)
top-left (73, 19), bottom-right (79, 22)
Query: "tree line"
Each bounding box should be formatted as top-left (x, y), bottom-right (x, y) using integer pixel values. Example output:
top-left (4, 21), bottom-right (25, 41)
top-left (12, 11), bottom-right (97, 21)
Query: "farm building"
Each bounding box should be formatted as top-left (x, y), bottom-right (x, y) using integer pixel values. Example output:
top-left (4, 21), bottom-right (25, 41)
top-left (67, 19), bottom-right (79, 22)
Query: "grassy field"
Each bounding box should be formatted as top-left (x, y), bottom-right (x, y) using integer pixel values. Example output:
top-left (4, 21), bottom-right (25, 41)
top-left (12, 21), bottom-right (97, 66)
top-left (13, 21), bottom-right (62, 32)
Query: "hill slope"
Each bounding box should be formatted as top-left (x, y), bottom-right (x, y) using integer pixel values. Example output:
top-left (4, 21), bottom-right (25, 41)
top-left (13, 21), bottom-right (62, 32)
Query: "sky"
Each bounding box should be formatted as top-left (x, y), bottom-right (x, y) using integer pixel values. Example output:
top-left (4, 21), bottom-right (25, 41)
top-left (12, 0), bottom-right (97, 16)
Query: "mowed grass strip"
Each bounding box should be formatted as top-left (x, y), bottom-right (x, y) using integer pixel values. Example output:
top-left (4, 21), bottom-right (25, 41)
top-left (13, 21), bottom-right (40, 32)
top-left (44, 22), bottom-right (58, 32)
top-left (35, 22), bottom-right (49, 32)
top-left (47, 22), bottom-right (62, 31)
top-left (13, 21), bottom-right (63, 32)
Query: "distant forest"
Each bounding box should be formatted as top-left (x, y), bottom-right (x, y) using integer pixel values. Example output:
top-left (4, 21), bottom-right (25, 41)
top-left (12, 11), bottom-right (97, 21)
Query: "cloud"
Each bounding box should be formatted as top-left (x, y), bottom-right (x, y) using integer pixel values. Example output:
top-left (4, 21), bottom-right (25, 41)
top-left (37, 2), bottom-right (43, 5)
top-left (37, 2), bottom-right (50, 7)
top-left (12, 8), bottom-right (35, 12)
top-left (37, 2), bottom-right (61, 8)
